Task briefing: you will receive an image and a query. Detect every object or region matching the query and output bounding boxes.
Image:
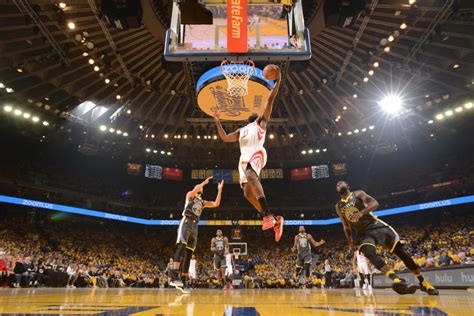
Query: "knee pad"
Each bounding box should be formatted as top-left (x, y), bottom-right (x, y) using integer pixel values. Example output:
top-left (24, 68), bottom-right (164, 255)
top-left (360, 245), bottom-right (386, 270)
top-left (304, 263), bottom-right (311, 278)
top-left (392, 243), bottom-right (419, 271)
top-left (174, 243), bottom-right (186, 262)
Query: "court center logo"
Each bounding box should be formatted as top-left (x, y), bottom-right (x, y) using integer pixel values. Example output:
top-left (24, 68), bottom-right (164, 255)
top-left (196, 66), bottom-right (274, 121)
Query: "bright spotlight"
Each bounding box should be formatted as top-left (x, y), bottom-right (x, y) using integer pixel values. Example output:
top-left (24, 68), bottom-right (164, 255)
top-left (269, 134), bottom-right (274, 139)
top-left (363, 77), bottom-right (369, 82)
top-left (369, 125), bottom-right (374, 130)
top-left (32, 116), bottom-right (39, 123)
top-left (88, 59), bottom-right (95, 65)
top-left (23, 112), bottom-right (31, 119)
top-left (400, 23), bottom-right (407, 30)
top-left (167, 152), bottom-right (172, 156)
top-left (99, 125), bottom-right (107, 131)
top-left (109, 128), bottom-right (115, 133)
top-left (368, 70), bottom-right (374, 76)
top-left (384, 46), bottom-right (391, 53)
top-left (445, 110), bottom-right (453, 116)
top-left (4, 105), bottom-right (12, 112)
top-left (116, 95), bottom-right (121, 100)
top-left (465, 102), bottom-right (473, 109)
top-left (123, 132), bottom-right (128, 137)
top-left (323, 148), bottom-right (327, 152)
top-left (42, 121), bottom-right (49, 126)
top-left (14, 109), bottom-right (22, 116)
top-left (308, 149), bottom-right (313, 154)
top-left (164, 134), bottom-right (169, 138)
top-left (373, 61), bottom-right (379, 68)
top-left (160, 150), bottom-right (165, 154)
top-left (455, 107), bottom-right (463, 113)
top-left (354, 129), bottom-right (359, 134)
top-left (378, 95), bottom-right (402, 114)
top-left (315, 149), bottom-right (320, 153)
top-left (301, 150), bottom-right (307, 155)
top-left (146, 148), bottom-right (151, 152)
top-left (67, 22), bottom-right (75, 30)
top-left (435, 114), bottom-right (444, 120)
top-left (93, 66), bottom-right (100, 72)
top-left (347, 131), bottom-right (352, 135)
top-left (58, 2), bottom-right (67, 9)
top-left (428, 120), bottom-right (434, 124)
top-left (116, 130), bottom-right (122, 135)
top-left (105, 78), bottom-right (110, 84)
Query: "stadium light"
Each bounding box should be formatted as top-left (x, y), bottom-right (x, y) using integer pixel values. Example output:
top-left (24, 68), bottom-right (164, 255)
top-left (323, 148), bottom-right (327, 152)
top-left (42, 121), bottom-right (49, 126)
top-left (369, 125), bottom-right (375, 130)
top-left (14, 109), bottom-right (22, 116)
top-left (301, 150), bottom-right (307, 155)
top-left (161, 150), bottom-right (165, 154)
top-left (400, 23), bottom-right (407, 29)
top-left (378, 95), bottom-right (402, 114)
top-left (308, 149), bottom-right (313, 154)
top-left (146, 148), bottom-right (151, 152)
top-left (445, 110), bottom-right (453, 116)
top-left (373, 61), bottom-right (379, 68)
top-left (354, 129), bottom-right (359, 134)
top-left (428, 120), bottom-right (434, 124)
top-left (99, 125), bottom-right (107, 131)
top-left (167, 152), bottom-right (172, 156)
top-left (465, 102), bottom-right (473, 109)
top-left (315, 149), bottom-right (320, 153)
top-left (109, 128), bottom-right (115, 133)
top-left (123, 132), bottom-right (128, 137)
top-left (3, 105), bottom-right (12, 112)
top-left (67, 22), bottom-right (75, 30)
top-left (164, 134), bottom-right (169, 138)
top-left (23, 112), bottom-right (31, 119)
top-left (435, 114), bottom-right (444, 120)
top-left (32, 116), bottom-right (39, 123)
top-left (455, 107), bottom-right (463, 113)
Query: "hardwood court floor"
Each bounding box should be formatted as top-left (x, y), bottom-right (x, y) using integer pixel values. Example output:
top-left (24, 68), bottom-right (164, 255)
top-left (0, 288), bottom-right (472, 315)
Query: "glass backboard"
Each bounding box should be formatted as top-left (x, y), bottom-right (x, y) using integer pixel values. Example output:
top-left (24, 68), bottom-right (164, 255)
top-left (164, 0), bottom-right (311, 61)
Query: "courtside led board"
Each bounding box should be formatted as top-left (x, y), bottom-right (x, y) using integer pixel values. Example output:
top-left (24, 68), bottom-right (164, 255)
top-left (164, 0), bottom-right (311, 61)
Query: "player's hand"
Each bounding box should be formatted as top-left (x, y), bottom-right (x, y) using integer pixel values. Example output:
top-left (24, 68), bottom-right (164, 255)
top-left (218, 179), bottom-right (224, 190)
top-left (320, 239), bottom-right (326, 244)
top-left (213, 110), bottom-right (221, 121)
top-left (350, 212), bottom-right (364, 222)
top-left (203, 176), bottom-right (213, 185)
top-left (291, 247), bottom-right (296, 253)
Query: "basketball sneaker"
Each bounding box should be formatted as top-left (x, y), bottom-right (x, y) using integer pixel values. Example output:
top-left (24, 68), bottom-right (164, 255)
top-left (262, 215), bottom-right (276, 230)
top-left (392, 278), bottom-right (417, 295)
top-left (420, 280), bottom-right (439, 295)
top-left (273, 216), bottom-right (284, 242)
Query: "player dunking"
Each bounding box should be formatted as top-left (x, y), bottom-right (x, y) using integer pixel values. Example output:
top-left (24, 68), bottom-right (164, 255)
top-left (291, 226), bottom-right (325, 287)
top-left (213, 66), bottom-right (284, 241)
top-left (170, 177), bottom-right (224, 293)
top-left (335, 181), bottom-right (438, 295)
top-left (211, 229), bottom-right (229, 289)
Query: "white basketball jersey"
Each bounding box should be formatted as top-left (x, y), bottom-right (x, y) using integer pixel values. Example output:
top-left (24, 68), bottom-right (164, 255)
top-left (356, 250), bottom-right (367, 265)
top-left (225, 254), bottom-right (232, 267)
top-left (189, 259), bottom-right (196, 272)
top-left (239, 120), bottom-right (266, 153)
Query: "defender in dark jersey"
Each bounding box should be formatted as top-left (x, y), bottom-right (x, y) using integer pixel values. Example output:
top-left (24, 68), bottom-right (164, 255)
top-left (211, 229), bottom-right (229, 289)
top-left (291, 226), bottom-right (325, 287)
top-left (335, 181), bottom-right (438, 295)
top-left (170, 177), bottom-right (224, 293)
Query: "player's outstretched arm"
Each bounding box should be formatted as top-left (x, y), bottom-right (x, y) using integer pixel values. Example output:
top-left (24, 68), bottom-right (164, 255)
top-left (204, 180), bottom-right (224, 208)
top-left (186, 176), bottom-right (212, 200)
top-left (214, 112), bottom-right (240, 142)
top-left (291, 235), bottom-right (298, 253)
top-left (336, 204), bottom-right (354, 252)
top-left (260, 66), bottom-right (281, 129)
top-left (350, 190), bottom-right (380, 222)
top-left (211, 238), bottom-right (216, 253)
top-left (309, 235), bottom-right (325, 248)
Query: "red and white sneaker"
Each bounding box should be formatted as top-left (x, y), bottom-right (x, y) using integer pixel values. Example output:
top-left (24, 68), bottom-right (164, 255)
top-left (273, 216), bottom-right (284, 242)
top-left (262, 215), bottom-right (276, 231)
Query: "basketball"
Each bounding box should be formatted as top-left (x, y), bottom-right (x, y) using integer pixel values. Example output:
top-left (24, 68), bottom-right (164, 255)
top-left (263, 64), bottom-right (279, 80)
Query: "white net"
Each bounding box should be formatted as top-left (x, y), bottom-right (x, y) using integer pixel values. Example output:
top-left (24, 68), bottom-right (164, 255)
top-left (220, 60), bottom-right (255, 97)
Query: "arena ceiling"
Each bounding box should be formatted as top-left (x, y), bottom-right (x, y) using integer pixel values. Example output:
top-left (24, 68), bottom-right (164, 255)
top-left (0, 0), bottom-right (473, 164)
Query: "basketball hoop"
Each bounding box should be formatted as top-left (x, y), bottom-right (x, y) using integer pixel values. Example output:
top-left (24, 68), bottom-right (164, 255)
top-left (220, 60), bottom-right (255, 97)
